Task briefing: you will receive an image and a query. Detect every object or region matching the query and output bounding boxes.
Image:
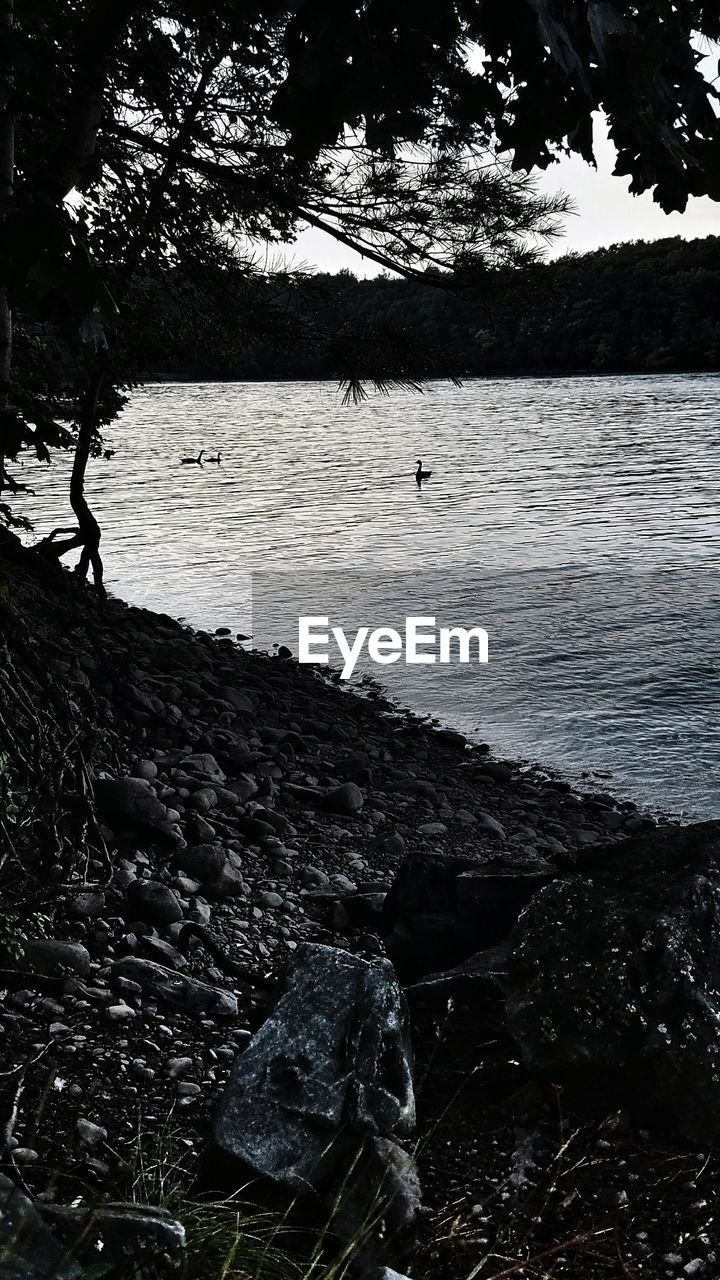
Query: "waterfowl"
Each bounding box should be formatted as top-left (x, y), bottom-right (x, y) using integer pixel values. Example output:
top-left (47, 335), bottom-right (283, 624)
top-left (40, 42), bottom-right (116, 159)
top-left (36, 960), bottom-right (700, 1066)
top-left (415, 458), bottom-right (432, 485)
top-left (103, 448), bottom-right (116, 459)
top-left (206, 451), bottom-right (222, 463)
top-left (181, 450), bottom-right (204, 465)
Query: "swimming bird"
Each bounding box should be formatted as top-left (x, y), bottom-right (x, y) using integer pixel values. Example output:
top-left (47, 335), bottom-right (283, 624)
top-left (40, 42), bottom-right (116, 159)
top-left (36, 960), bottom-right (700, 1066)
top-left (181, 450), bottom-right (204, 465)
top-left (103, 448), bottom-right (116, 459)
top-left (206, 451), bottom-right (222, 463)
top-left (415, 459), bottom-right (432, 486)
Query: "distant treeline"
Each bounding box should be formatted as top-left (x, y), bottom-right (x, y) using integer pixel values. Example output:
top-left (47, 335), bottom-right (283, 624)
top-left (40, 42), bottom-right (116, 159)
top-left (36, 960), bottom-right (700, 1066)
top-left (156, 236), bottom-right (720, 381)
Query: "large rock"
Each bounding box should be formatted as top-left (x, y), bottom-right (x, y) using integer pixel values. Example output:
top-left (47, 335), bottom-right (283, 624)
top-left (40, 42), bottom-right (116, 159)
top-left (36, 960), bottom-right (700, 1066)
top-left (214, 943), bottom-right (415, 1190)
top-left (0, 1174), bottom-right (77, 1280)
top-left (95, 776), bottom-right (183, 844)
top-left (382, 852), bottom-right (550, 981)
top-left (23, 939), bottom-right (91, 976)
top-left (506, 821), bottom-right (720, 1139)
top-left (41, 1203), bottom-right (185, 1278)
top-left (0, 1176), bottom-right (184, 1280)
top-left (111, 957), bottom-right (237, 1017)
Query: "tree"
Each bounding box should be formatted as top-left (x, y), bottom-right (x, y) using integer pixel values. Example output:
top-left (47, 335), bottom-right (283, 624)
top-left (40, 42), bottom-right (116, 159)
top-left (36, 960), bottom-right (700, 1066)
top-left (1, 2), bottom-right (719, 580)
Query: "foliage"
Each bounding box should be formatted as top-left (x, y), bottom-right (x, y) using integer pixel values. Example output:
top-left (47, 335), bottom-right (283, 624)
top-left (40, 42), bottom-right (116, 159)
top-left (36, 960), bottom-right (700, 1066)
top-left (0, 908), bottom-right (47, 962)
top-left (158, 236), bottom-right (720, 381)
top-left (0, 2), bottom-right (718, 538)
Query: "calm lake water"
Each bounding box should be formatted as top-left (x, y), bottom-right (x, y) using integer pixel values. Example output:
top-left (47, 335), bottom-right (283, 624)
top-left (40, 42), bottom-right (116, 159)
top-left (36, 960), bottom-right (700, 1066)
top-left (18, 374), bottom-right (720, 819)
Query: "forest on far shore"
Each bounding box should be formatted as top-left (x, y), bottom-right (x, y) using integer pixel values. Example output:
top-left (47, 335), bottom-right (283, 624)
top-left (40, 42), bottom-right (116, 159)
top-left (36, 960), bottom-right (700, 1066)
top-left (156, 235), bottom-right (720, 382)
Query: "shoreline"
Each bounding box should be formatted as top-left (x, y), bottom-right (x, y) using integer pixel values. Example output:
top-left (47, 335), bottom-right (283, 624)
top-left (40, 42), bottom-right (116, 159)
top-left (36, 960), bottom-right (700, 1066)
top-left (1, 546), bottom-right (708, 1279)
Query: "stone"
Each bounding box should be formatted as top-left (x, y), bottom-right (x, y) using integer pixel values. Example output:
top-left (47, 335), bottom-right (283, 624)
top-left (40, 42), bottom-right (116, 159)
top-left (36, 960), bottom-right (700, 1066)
top-left (167, 1057), bottom-right (194, 1080)
top-left (135, 758), bottom-right (159, 781)
top-left (384, 778), bottom-right (437, 800)
top-left (67, 890), bottom-right (105, 919)
top-left (126, 879), bottom-right (184, 926)
top-left (95, 776), bottom-right (183, 843)
top-left (76, 1118), bottom-right (107, 1147)
top-left (213, 943), bottom-right (414, 1189)
top-left (382, 853), bottom-right (550, 981)
top-left (259, 891), bottom-right (284, 909)
top-left (204, 864), bottom-right (247, 899)
top-left (233, 813), bottom-right (277, 842)
top-left (187, 787), bottom-right (218, 813)
top-left (175, 843), bottom-right (226, 880)
top-left (218, 686), bottom-right (256, 713)
top-left (506, 821), bottom-right (720, 1140)
top-left (0, 1173), bottom-right (77, 1280)
top-left (335, 752), bottom-right (373, 786)
top-left (111, 957), bottom-right (238, 1018)
top-left (321, 782), bottom-right (364, 815)
top-left (187, 813), bottom-right (216, 841)
top-left (179, 753), bottom-right (226, 783)
top-left (41, 1203), bottom-right (184, 1278)
top-left (476, 811), bottom-right (507, 839)
top-left (23, 939), bottom-right (91, 976)
top-left (299, 866), bottom-right (330, 890)
top-left (229, 773), bottom-right (259, 802)
top-left (383, 832), bottom-right (406, 857)
top-left (329, 1136), bottom-right (422, 1273)
top-left (455, 809), bottom-right (477, 825)
top-left (418, 822), bottom-right (447, 836)
top-left (407, 942), bottom-right (510, 1006)
top-left (106, 1002), bottom-right (137, 1021)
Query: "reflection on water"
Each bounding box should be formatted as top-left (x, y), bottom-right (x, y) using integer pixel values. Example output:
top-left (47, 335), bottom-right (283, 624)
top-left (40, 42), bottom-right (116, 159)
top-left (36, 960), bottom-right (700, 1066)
top-left (16, 373), bottom-right (720, 817)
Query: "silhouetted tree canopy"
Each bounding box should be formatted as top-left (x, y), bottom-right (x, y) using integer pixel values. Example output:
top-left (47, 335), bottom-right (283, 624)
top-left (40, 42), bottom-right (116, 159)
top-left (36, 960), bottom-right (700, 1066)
top-left (1, 1), bottom-right (719, 560)
top-left (146, 238), bottom-right (720, 381)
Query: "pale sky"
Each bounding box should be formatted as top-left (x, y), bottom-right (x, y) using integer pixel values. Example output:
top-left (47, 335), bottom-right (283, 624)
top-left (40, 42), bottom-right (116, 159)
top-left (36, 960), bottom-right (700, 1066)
top-left (283, 113), bottom-right (720, 276)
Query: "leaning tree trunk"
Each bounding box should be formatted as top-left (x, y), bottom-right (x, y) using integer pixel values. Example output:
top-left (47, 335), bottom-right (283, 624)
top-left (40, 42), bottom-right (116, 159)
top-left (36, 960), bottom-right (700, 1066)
top-left (0, 0), bottom-right (14, 498)
top-left (71, 367), bottom-right (105, 593)
top-left (37, 366), bottom-right (107, 596)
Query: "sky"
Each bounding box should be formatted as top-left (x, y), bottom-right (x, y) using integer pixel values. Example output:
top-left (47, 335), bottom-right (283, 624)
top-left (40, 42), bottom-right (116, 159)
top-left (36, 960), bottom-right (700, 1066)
top-left (279, 112), bottom-right (720, 277)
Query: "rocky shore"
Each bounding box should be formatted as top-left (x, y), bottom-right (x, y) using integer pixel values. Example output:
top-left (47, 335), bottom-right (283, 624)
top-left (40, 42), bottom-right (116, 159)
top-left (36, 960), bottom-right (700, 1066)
top-left (1, 544), bottom-right (719, 1280)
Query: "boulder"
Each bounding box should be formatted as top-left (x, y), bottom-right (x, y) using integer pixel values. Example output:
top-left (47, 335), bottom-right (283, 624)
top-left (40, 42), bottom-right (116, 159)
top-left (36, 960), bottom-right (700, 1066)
top-left (95, 776), bottom-right (183, 844)
top-left (506, 821), bottom-right (720, 1140)
top-left (213, 943), bottom-right (414, 1190)
top-left (23, 939), bottom-right (91, 977)
top-left (41, 1203), bottom-right (184, 1278)
top-left (110, 957), bottom-right (237, 1017)
top-left (381, 852), bottom-right (549, 980)
top-left (0, 1174), bottom-right (77, 1280)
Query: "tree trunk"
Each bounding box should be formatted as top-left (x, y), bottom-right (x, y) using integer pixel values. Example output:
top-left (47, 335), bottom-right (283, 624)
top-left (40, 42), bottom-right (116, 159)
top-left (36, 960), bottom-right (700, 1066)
top-left (71, 367), bottom-right (106, 595)
top-left (0, 0), bottom-right (14, 497)
top-left (36, 367), bottom-right (107, 596)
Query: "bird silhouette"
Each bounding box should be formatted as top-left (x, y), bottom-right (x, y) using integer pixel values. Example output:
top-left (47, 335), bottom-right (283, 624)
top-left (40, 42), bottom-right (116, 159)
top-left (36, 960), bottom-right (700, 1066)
top-left (181, 450), bottom-right (204, 465)
top-left (415, 459), bottom-right (432, 486)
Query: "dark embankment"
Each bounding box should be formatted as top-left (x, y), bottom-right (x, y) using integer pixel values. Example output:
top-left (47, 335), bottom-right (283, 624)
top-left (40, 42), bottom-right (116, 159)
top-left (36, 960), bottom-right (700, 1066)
top-left (1, 539), bottom-right (719, 1279)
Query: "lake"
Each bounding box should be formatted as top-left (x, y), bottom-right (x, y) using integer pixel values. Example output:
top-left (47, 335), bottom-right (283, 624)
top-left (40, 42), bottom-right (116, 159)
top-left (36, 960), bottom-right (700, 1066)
top-left (18, 373), bottom-right (720, 819)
